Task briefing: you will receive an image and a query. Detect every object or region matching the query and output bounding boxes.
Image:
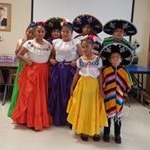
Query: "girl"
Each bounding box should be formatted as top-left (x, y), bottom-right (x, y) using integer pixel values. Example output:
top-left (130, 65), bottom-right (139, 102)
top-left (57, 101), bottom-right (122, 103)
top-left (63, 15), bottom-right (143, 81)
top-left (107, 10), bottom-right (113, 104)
top-left (45, 17), bottom-right (62, 43)
top-left (11, 22), bottom-right (53, 131)
top-left (48, 20), bottom-right (82, 126)
top-left (8, 22), bottom-right (36, 117)
top-left (67, 36), bottom-right (108, 141)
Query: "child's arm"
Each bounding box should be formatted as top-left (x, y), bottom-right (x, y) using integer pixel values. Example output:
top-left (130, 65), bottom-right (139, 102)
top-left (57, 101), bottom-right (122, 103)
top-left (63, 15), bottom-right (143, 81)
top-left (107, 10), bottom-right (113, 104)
top-left (17, 47), bottom-right (32, 65)
top-left (15, 38), bottom-right (27, 55)
top-left (70, 68), bottom-right (80, 96)
top-left (49, 46), bottom-right (57, 65)
top-left (70, 44), bottom-right (82, 67)
top-left (77, 44), bottom-right (83, 56)
top-left (98, 68), bottom-right (105, 99)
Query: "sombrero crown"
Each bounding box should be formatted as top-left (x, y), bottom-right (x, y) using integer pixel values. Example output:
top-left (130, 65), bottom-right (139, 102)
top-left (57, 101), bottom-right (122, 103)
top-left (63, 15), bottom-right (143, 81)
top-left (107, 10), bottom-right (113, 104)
top-left (73, 14), bottom-right (102, 34)
top-left (99, 42), bottom-right (133, 66)
top-left (103, 19), bottom-right (137, 36)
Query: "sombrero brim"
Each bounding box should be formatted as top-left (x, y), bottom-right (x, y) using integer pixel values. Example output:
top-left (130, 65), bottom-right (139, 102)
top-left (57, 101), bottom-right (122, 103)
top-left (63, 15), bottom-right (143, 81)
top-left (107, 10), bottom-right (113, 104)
top-left (73, 14), bottom-right (102, 34)
top-left (99, 42), bottom-right (133, 66)
top-left (103, 19), bottom-right (137, 36)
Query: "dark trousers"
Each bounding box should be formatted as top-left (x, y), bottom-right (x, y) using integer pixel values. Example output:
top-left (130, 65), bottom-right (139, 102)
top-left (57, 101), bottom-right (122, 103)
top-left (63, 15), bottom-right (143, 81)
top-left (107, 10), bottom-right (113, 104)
top-left (104, 118), bottom-right (121, 137)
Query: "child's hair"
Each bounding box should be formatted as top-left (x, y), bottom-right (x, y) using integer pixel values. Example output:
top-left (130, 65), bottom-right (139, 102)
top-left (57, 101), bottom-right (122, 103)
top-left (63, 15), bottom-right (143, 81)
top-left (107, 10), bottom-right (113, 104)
top-left (81, 35), bottom-right (95, 46)
top-left (26, 22), bottom-right (36, 30)
top-left (61, 19), bottom-right (73, 33)
top-left (109, 51), bottom-right (122, 59)
top-left (35, 21), bottom-right (46, 29)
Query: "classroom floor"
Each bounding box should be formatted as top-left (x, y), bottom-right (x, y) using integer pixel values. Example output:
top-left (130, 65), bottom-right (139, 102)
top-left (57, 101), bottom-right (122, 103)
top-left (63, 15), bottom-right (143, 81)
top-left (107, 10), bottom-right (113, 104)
top-left (0, 98), bottom-right (150, 150)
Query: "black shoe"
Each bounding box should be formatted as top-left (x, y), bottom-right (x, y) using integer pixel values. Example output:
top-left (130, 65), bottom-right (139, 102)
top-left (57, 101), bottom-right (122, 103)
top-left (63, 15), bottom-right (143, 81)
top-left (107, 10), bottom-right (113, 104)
top-left (69, 124), bottom-right (72, 130)
top-left (93, 135), bottom-right (100, 142)
top-left (115, 135), bottom-right (122, 144)
top-left (80, 135), bottom-right (89, 141)
top-left (103, 134), bottom-right (110, 142)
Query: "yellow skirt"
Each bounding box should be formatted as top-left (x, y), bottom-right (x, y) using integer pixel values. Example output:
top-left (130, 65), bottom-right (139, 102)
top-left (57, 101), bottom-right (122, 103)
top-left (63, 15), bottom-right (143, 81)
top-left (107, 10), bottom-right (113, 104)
top-left (67, 76), bottom-right (108, 136)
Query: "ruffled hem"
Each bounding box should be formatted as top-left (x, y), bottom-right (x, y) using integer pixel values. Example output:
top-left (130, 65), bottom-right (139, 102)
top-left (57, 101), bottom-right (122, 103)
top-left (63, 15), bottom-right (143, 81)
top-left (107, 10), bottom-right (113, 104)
top-left (67, 76), bottom-right (108, 136)
top-left (12, 63), bottom-right (52, 130)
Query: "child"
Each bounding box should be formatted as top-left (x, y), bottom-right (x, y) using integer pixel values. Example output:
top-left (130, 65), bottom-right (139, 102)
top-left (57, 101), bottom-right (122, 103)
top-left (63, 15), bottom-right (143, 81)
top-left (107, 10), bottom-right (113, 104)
top-left (48, 20), bottom-right (82, 126)
top-left (8, 22), bottom-right (36, 117)
top-left (102, 19), bottom-right (139, 65)
top-left (67, 36), bottom-right (108, 141)
top-left (11, 22), bottom-right (53, 131)
top-left (45, 17), bottom-right (62, 43)
top-left (100, 43), bottom-right (133, 144)
top-left (73, 14), bottom-right (103, 55)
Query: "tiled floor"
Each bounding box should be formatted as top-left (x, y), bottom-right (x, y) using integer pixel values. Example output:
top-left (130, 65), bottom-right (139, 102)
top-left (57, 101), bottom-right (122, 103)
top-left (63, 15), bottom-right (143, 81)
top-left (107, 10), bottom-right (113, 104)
top-left (0, 98), bottom-right (150, 150)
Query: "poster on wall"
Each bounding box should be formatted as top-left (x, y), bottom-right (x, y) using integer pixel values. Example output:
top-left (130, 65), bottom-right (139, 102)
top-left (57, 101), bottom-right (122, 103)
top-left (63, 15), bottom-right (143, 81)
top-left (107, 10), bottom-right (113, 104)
top-left (0, 3), bottom-right (11, 31)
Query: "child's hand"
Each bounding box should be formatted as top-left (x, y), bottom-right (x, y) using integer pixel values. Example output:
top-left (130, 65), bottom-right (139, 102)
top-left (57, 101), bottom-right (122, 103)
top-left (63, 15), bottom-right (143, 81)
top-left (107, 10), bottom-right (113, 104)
top-left (50, 59), bottom-right (57, 65)
top-left (101, 92), bottom-right (105, 99)
top-left (70, 60), bottom-right (76, 67)
top-left (70, 86), bottom-right (74, 96)
top-left (28, 60), bottom-right (33, 66)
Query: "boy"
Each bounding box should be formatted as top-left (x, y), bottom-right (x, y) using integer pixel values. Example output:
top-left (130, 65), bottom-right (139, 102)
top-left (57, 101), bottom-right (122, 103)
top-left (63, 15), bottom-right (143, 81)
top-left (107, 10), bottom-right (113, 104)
top-left (100, 42), bottom-right (133, 144)
top-left (102, 19), bottom-right (139, 65)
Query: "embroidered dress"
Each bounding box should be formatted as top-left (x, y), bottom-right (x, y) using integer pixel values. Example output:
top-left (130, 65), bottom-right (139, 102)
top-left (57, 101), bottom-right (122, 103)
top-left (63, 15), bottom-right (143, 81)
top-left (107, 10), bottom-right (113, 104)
top-left (102, 65), bottom-right (132, 118)
top-left (49, 38), bottom-right (80, 126)
top-left (8, 39), bottom-right (25, 117)
top-left (11, 39), bottom-right (52, 130)
top-left (67, 56), bottom-right (108, 136)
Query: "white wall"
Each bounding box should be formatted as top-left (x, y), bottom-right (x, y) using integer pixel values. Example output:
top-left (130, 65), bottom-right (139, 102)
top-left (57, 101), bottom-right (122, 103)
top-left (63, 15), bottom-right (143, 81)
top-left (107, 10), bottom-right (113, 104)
top-left (0, 0), bottom-right (31, 55)
top-left (33, 0), bottom-right (133, 39)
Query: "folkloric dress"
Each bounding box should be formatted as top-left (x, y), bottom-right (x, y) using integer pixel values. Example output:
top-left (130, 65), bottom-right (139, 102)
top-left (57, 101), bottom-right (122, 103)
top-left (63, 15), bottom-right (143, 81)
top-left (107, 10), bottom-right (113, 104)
top-left (8, 39), bottom-right (24, 117)
top-left (12, 39), bottom-right (53, 130)
top-left (67, 56), bottom-right (108, 136)
top-left (49, 38), bottom-right (80, 126)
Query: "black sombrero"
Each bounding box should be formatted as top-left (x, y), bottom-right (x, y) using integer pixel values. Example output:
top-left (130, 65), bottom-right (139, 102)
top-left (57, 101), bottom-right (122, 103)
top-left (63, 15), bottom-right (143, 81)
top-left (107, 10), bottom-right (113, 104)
top-left (73, 14), bottom-right (103, 34)
top-left (103, 19), bottom-right (137, 36)
top-left (99, 42), bottom-right (133, 66)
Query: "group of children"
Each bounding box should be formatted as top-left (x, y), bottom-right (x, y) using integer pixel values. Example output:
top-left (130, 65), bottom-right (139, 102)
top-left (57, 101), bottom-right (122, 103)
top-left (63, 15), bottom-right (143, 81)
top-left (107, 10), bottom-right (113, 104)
top-left (7, 14), bottom-right (138, 144)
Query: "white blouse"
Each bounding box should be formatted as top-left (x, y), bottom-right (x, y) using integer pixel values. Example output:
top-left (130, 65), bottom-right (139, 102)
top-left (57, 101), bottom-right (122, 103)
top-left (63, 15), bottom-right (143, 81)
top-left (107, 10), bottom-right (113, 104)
top-left (53, 38), bottom-right (80, 62)
top-left (23, 39), bottom-right (52, 63)
top-left (77, 56), bottom-right (102, 78)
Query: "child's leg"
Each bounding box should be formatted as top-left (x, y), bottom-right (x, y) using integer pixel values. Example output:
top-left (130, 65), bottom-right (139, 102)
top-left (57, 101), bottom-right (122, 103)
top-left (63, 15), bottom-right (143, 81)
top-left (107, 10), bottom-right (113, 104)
top-left (114, 118), bottom-right (122, 144)
top-left (103, 118), bottom-right (111, 142)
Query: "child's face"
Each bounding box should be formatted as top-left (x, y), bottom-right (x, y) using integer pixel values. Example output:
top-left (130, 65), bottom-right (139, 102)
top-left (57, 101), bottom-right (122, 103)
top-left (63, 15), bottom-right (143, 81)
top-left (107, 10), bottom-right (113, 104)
top-left (35, 26), bottom-right (46, 40)
top-left (61, 27), bottom-right (72, 41)
top-left (51, 29), bottom-right (61, 39)
top-left (26, 27), bottom-right (35, 40)
top-left (109, 52), bottom-right (122, 66)
top-left (81, 40), bottom-right (93, 56)
top-left (113, 28), bottom-right (125, 40)
top-left (82, 24), bottom-right (92, 35)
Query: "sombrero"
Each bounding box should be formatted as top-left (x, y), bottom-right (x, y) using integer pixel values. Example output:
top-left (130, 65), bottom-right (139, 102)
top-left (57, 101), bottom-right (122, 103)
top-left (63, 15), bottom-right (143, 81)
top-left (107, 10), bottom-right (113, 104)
top-left (73, 14), bottom-right (102, 34)
top-left (103, 19), bottom-right (137, 36)
top-left (99, 42), bottom-right (133, 66)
